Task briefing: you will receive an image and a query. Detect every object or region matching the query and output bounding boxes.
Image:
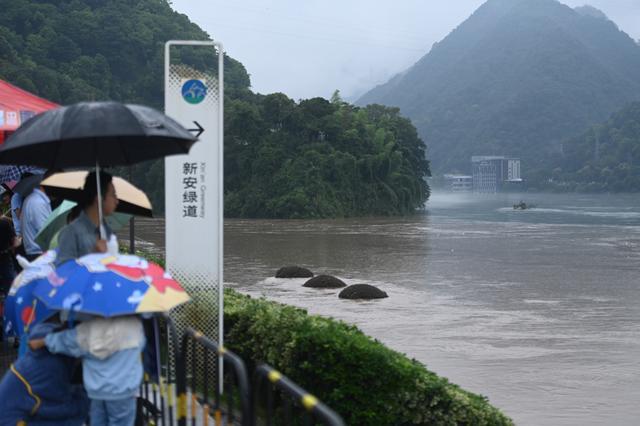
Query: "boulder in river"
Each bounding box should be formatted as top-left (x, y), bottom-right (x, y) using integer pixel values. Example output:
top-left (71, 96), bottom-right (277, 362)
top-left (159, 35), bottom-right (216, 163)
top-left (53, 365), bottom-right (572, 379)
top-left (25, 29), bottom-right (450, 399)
top-left (339, 284), bottom-right (388, 300)
top-left (303, 274), bottom-right (346, 288)
top-left (275, 266), bottom-right (314, 278)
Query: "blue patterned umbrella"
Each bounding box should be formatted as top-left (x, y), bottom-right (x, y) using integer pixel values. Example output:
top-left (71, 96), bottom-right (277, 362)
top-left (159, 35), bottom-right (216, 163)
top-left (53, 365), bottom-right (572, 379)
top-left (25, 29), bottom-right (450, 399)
top-left (33, 253), bottom-right (190, 317)
top-left (4, 279), bottom-right (54, 339)
top-left (3, 252), bottom-right (56, 340)
top-left (0, 165), bottom-right (43, 184)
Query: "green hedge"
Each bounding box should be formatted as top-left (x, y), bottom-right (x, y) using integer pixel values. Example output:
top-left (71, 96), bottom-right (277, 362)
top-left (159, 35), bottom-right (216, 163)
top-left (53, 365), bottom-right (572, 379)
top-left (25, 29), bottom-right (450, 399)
top-left (223, 289), bottom-right (513, 426)
top-left (133, 250), bottom-right (511, 424)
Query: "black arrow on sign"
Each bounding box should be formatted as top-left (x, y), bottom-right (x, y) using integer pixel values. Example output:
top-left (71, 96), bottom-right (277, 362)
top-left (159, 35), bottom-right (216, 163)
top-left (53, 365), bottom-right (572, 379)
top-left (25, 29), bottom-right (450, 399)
top-left (188, 121), bottom-right (204, 138)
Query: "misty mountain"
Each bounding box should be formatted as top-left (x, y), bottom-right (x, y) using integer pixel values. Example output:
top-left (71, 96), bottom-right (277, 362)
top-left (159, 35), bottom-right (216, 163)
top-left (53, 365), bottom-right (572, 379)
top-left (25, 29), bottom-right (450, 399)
top-left (358, 0), bottom-right (640, 179)
top-left (551, 102), bottom-right (640, 191)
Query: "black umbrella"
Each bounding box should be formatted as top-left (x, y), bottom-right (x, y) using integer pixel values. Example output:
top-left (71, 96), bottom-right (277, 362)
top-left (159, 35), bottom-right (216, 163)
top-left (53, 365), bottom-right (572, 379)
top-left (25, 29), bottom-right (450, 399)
top-left (0, 101), bottom-right (197, 237)
top-left (0, 102), bottom-right (197, 169)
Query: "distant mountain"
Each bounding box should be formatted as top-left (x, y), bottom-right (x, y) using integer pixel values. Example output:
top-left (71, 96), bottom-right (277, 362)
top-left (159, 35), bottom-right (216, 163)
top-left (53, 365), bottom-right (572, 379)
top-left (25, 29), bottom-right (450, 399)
top-left (550, 102), bottom-right (640, 192)
top-left (573, 5), bottom-right (608, 20)
top-left (358, 0), bottom-right (640, 180)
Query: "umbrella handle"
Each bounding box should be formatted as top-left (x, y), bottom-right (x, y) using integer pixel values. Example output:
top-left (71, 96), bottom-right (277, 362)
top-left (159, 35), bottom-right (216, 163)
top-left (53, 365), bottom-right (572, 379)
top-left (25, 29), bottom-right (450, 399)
top-left (96, 161), bottom-right (106, 240)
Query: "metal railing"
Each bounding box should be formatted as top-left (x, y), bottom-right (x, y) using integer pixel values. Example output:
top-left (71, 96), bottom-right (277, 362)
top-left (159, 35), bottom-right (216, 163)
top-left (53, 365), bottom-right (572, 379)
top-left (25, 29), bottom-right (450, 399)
top-left (253, 365), bottom-right (345, 426)
top-left (177, 328), bottom-right (252, 426)
top-left (137, 314), bottom-right (182, 426)
top-left (1, 311), bottom-right (345, 426)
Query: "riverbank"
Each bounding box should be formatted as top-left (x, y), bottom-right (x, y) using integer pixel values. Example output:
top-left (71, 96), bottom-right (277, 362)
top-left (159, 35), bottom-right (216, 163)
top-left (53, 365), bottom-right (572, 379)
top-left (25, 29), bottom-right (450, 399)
top-left (130, 231), bottom-right (513, 424)
top-left (223, 289), bottom-right (513, 425)
top-left (127, 192), bottom-right (640, 425)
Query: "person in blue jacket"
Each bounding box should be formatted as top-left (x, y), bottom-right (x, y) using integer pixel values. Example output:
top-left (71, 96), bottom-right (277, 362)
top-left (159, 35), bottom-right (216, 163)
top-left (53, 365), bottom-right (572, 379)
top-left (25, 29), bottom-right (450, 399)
top-left (29, 315), bottom-right (146, 426)
top-left (0, 322), bottom-right (89, 425)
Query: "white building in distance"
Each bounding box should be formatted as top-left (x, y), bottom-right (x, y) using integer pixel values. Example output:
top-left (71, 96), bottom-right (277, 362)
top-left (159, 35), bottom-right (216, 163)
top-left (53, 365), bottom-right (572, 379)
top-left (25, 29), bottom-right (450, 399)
top-left (471, 156), bottom-right (522, 193)
top-left (443, 174), bottom-right (473, 192)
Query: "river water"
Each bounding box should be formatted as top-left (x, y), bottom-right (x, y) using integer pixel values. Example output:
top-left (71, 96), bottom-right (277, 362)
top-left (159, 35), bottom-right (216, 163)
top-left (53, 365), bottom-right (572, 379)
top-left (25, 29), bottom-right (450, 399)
top-left (131, 192), bottom-right (640, 426)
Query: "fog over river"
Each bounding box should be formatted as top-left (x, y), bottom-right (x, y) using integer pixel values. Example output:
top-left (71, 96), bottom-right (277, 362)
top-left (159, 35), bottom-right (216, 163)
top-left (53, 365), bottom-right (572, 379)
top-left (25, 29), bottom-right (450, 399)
top-left (130, 192), bottom-right (640, 425)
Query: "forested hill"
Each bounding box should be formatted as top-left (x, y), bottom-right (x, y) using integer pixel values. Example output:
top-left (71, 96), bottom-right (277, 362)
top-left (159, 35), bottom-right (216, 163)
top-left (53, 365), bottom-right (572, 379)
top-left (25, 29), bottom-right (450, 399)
top-left (0, 0), bottom-right (430, 218)
top-left (225, 93), bottom-right (430, 218)
top-left (358, 0), bottom-right (640, 181)
top-left (549, 102), bottom-right (640, 192)
top-left (0, 0), bottom-right (251, 106)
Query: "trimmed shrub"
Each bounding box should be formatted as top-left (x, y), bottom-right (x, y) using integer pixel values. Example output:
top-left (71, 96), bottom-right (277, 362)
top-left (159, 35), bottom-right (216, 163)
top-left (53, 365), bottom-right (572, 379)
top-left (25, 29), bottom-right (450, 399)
top-left (224, 289), bottom-right (513, 426)
top-left (135, 248), bottom-right (512, 425)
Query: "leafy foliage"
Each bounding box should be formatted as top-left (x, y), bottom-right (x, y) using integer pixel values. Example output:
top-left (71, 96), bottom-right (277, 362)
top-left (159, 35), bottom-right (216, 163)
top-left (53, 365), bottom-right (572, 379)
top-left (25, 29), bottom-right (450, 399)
top-left (223, 289), bottom-right (513, 426)
top-left (225, 93), bottom-right (430, 218)
top-left (358, 0), bottom-right (640, 181)
top-left (0, 0), bottom-right (430, 217)
top-left (547, 102), bottom-right (640, 191)
top-left (0, 0), bottom-right (249, 106)
top-left (0, 0), bottom-right (250, 210)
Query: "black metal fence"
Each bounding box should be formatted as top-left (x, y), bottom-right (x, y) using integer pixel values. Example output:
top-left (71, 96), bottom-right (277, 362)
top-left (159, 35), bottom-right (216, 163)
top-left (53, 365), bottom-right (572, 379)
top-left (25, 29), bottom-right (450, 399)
top-left (0, 312), bottom-right (344, 426)
top-left (177, 328), bottom-right (252, 426)
top-left (253, 364), bottom-right (345, 426)
top-left (136, 314), bottom-right (182, 426)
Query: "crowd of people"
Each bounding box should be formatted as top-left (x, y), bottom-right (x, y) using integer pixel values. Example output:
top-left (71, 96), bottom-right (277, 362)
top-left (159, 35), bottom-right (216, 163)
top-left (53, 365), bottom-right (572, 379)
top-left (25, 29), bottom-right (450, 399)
top-left (0, 171), bottom-right (147, 426)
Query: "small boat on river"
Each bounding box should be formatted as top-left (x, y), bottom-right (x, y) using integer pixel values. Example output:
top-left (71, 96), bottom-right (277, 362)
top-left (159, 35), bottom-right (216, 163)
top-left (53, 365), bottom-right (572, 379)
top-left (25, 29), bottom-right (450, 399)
top-left (513, 201), bottom-right (535, 210)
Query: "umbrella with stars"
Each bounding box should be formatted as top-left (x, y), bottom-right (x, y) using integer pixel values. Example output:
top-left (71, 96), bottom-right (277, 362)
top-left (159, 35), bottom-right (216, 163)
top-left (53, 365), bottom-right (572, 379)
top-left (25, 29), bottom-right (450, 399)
top-left (33, 253), bottom-right (190, 317)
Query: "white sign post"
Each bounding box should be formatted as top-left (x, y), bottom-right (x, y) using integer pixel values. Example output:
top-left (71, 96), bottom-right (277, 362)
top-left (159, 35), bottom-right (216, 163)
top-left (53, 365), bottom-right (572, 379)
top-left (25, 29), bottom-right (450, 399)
top-left (164, 41), bottom-right (224, 353)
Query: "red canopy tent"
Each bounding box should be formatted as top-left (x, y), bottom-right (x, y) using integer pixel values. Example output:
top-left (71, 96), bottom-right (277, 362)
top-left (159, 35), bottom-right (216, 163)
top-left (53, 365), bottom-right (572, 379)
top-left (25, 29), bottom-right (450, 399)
top-left (0, 79), bottom-right (58, 145)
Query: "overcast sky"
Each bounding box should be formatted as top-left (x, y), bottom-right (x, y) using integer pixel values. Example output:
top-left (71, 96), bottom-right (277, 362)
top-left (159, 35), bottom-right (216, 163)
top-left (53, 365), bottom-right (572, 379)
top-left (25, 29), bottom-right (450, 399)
top-left (171, 0), bottom-right (640, 101)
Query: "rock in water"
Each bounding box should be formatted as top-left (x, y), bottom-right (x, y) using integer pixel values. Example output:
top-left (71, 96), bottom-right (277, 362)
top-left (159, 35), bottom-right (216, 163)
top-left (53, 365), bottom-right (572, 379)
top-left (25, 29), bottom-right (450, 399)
top-left (275, 266), bottom-right (314, 278)
top-left (339, 284), bottom-right (388, 300)
top-left (303, 275), bottom-right (346, 288)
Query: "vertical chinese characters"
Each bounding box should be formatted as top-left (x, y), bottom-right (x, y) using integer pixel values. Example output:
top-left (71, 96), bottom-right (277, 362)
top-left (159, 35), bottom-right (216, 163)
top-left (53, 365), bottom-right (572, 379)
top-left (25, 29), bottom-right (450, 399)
top-left (182, 162), bottom-right (198, 218)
